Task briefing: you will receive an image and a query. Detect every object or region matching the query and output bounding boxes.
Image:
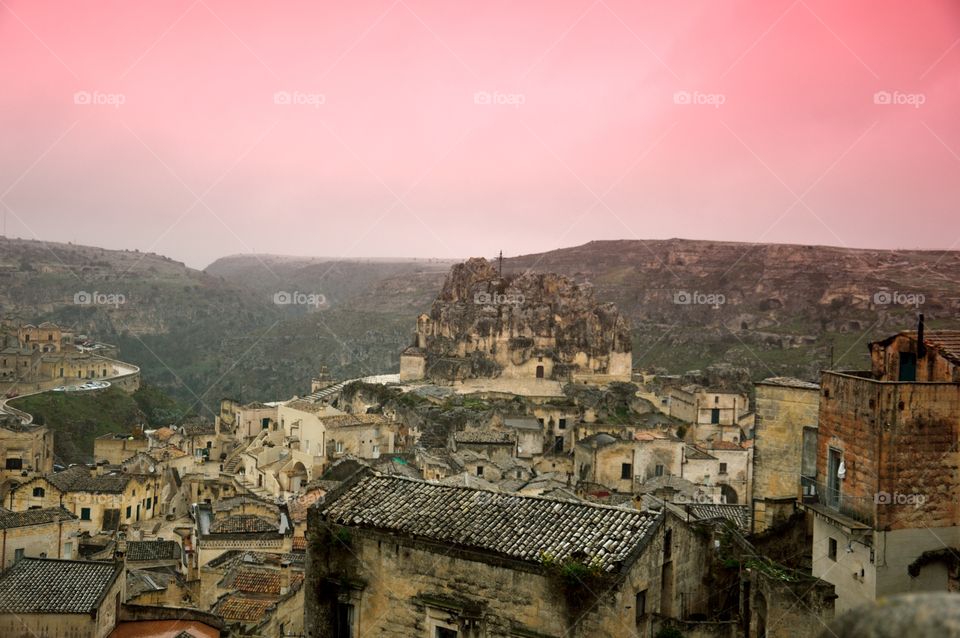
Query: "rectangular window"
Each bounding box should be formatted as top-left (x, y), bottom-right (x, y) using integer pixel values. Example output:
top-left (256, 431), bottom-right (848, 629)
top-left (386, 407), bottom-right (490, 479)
top-left (655, 464), bottom-right (664, 477)
top-left (558, 418), bottom-right (567, 430)
top-left (80, 507), bottom-right (91, 521)
top-left (5, 458), bottom-right (22, 470)
top-left (899, 352), bottom-right (917, 382)
top-left (554, 436), bottom-right (564, 453)
top-left (13, 548), bottom-right (24, 563)
top-left (710, 408), bottom-right (721, 424)
top-left (476, 465), bottom-right (484, 477)
top-left (621, 463), bottom-right (632, 480)
top-left (436, 629), bottom-right (458, 638)
top-left (146, 497), bottom-right (152, 510)
top-left (635, 589), bottom-right (647, 624)
top-left (827, 448), bottom-right (842, 508)
top-left (125, 506), bottom-right (131, 519)
top-left (719, 462), bottom-right (728, 474)
top-left (334, 602), bottom-right (353, 638)
top-left (828, 537), bottom-right (838, 561)
top-left (664, 529), bottom-right (672, 560)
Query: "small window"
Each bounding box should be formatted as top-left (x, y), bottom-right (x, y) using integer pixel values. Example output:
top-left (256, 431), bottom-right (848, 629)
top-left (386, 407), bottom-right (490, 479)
top-left (145, 497), bottom-right (152, 510)
top-left (621, 463), bottom-right (632, 480)
top-left (828, 537), bottom-right (837, 561)
top-left (13, 548), bottom-right (24, 563)
top-left (719, 463), bottom-right (728, 474)
top-left (635, 589), bottom-right (647, 624)
top-left (664, 529), bottom-right (672, 560)
top-left (125, 506), bottom-right (131, 519)
top-left (80, 507), bottom-right (91, 521)
top-left (655, 464), bottom-right (664, 477)
top-left (32, 487), bottom-right (45, 498)
top-left (5, 458), bottom-right (22, 470)
top-left (710, 408), bottom-right (721, 424)
top-left (558, 418), bottom-right (567, 430)
top-left (476, 465), bottom-right (484, 477)
top-left (436, 629), bottom-right (458, 638)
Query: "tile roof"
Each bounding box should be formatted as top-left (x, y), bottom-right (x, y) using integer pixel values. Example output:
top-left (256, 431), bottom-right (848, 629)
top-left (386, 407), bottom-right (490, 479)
top-left (322, 475), bottom-right (662, 572)
top-left (126, 539), bottom-right (181, 562)
top-left (0, 506), bottom-right (75, 529)
top-left (292, 536), bottom-right (307, 551)
top-left (683, 503), bottom-right (751, 532)
top-left (215, 594), bottom-right (275, 622)
top-left (318, 413), bottom-right (390, 428)
top-left (0, 558), bottom-right (120, 614)
top-left (230, 569), bottom-right (282, 595)
top-left (710, 440), bottom-right (746, 451)
top-left (209, 514), bottom-right (278, 535)
top-left (151, 427), bottom-right (178, 441)
top-left (180, 418), bottom-right (215, 436)
top-left (454, 430), bottom-right (516, 444)
top-left (44, 465), bottom-right (142, 493)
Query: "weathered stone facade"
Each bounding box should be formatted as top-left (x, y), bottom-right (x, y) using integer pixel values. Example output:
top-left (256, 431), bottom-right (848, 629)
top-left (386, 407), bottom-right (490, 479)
top-left (751, 377), bottom-right (819, 533)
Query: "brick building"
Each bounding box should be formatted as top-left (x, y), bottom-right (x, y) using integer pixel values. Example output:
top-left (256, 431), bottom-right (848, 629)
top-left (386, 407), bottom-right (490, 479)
top-left (803, 325), bottom-right (960, 613)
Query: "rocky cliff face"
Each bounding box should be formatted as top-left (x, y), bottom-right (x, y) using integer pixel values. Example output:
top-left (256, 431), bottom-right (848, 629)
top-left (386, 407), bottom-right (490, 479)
top-left (411, 258), bottom-right (631, 382)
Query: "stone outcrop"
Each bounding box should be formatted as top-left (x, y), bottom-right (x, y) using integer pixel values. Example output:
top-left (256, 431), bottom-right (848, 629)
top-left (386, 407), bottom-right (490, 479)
top-left (400, 258), bottom-right (632, 383)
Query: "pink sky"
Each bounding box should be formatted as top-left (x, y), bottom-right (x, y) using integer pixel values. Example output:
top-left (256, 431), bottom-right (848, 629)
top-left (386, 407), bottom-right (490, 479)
top-left (1, 0), bottom-right (959, 268)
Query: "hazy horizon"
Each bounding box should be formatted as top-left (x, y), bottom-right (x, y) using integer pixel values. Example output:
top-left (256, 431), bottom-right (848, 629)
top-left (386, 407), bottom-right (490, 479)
top-left (3, 0), bottom-right (960, 270)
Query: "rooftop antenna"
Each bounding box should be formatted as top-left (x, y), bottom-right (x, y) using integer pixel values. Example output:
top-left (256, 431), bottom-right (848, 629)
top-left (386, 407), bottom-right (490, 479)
top-left (497, 250), bottom-right (503, 278)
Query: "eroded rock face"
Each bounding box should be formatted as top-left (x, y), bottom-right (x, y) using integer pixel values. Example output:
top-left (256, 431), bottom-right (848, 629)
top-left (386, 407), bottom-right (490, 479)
top-left (403, 258), bottom-right (632, 382)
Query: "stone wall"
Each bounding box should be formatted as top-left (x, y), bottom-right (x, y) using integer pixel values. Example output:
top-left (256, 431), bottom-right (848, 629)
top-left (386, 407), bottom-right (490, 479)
top-left (752, 382), bottom-right (819, 533)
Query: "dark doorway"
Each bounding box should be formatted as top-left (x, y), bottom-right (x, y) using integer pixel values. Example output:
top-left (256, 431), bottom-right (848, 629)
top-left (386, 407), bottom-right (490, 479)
top-left (899, 352), bottom-right (917, 381)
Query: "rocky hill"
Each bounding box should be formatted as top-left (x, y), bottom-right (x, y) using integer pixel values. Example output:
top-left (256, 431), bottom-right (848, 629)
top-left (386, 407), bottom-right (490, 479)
top-left (407, 257), bottom-right (631, 381)
top-left (3, 236), bottom-right (959, 407)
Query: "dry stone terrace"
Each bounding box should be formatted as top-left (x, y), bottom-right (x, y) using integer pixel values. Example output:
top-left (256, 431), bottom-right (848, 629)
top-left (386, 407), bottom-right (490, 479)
top-left (319, 473), bottom-right (662, 572)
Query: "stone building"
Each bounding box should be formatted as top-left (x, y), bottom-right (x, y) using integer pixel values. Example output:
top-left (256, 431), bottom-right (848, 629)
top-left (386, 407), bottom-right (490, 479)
top-left (682, 440), bottom-right (752, 505)
top-left (0, 506), bottom-right (80, 567)
top-left (0, 557), bottom-right (123, 638)
top-left (94, 430), bottom-right (149, 465)
top-left (803, 326), bottom-right (960, 613)
top-left (399, 258), bottom-right (632, 384)
top-left (667, 385), bottom-right (750, 442)
top-left (750, 376), bottom-right (819, 533)
top-left (0, 416), bottom-right (54, 494)
top-left (305, 471), bottom-right (710, 638)
top-left (574, 432), bottom-right (684, 495)
top-left (8, 465), bottom-right (160, 534)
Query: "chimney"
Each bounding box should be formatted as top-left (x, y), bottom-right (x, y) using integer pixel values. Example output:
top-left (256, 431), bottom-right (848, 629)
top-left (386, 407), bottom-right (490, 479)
top-left (279, 560), bottom-right (291, 595)
top-left (917, 313), bottom-right (926, 359)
